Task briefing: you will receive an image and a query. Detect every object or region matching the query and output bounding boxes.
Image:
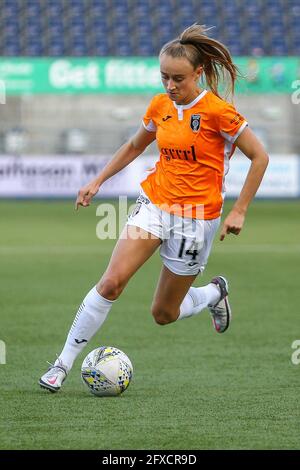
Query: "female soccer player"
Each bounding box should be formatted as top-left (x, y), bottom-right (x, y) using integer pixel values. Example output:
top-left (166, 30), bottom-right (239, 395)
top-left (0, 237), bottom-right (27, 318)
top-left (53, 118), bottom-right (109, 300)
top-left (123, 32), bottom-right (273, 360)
top-left (39, 24), bottom-right (268, 392)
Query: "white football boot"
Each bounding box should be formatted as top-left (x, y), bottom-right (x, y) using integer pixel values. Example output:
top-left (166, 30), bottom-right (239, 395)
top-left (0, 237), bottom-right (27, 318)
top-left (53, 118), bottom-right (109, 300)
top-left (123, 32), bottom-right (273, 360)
top-left (39, 358), bottom-right (68, 393)
top-left (208, 276), bottom-right (232, 333)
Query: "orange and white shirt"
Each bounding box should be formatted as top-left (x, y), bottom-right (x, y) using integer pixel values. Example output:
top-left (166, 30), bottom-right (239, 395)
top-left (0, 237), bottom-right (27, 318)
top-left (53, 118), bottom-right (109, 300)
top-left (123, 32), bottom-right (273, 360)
top-left (141, 90), bottom-right (248, 219)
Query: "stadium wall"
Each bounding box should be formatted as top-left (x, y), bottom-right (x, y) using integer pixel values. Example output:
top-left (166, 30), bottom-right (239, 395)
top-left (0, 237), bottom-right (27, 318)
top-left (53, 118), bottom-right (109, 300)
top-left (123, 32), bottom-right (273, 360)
top-left (0, 154), bottom-right (299, 199)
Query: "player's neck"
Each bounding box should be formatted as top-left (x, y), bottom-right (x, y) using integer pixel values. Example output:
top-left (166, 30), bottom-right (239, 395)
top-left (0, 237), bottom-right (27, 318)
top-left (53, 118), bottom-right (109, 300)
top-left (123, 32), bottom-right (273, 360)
top-left (175, 88), bottom-right (203, 106)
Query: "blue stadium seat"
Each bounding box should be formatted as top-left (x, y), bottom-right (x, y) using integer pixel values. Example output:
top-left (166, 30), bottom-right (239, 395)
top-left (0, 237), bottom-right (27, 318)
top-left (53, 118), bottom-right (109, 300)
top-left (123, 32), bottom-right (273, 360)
top-left (3, 26), bottom-right (20, 42)
top-left (201, 15), bottom-right (220, 29)
top-left (135, 20), bottom-right (152, 36)
top-left (268, 24), bottom-right (285, 38)
top-left (226, 42), bottom-right (242, 57)
top-left (92, 30), bottom-right (111, 47)
top-left (66, 19), bottom-right (86, 37)
top-left (1, 18), bottom-right (20, 35)
top-left (292, 44), bottom-right (300, 56)
top-left (89, 0), bottom-right (108, 17)
top-left (47, 0), bottom-right (64, 12)
top-left (194, 0), bottom-right (217, 6)
top-left (177, 3), bottom-right (195, 16)
top-left (136, 42), bottom-right (155, 56)
top-left (113, 44), bottom-right (133, 57)
top-left (271, 44), bottom-right (289, 56)
top-left (178, 18), bottom-right (195, 31)
top-left (243, 34), bottom-right (265, 55)
top-left (2, 0), bottom-right (18, 5)
top-left (225, 22), bottom-right (242, 36)
top-left (68, 0), bottom-right (85, 5)
top-left (23, 42), bottom-right (45, 56)
top-left (114, 23), bottom-right (131, 36)
top-left (89, 16), bottom-right (110, 33)
top-left (22, 2), bottom-right (42, 19)
top-left (1, 2), bottom-right (19, 19)
top-left (245, 8), bottom-right (262, 23)
top-left (70, 43), bottom-right (88, 57)
top-left (47, 41), bottom-right (66, 56)
top-left (0, 0), bottom-right (297, 57)
top-left (156, 33), bottom-right (174, 49)
top-left (291, 28), bottom-right (300, 43)
top-left (134, 3), bottom-right (150, 16)
top-left (46, 0), bottom-right (63, 5)
top-left (153, 13), bottom-right (171, 26)
top-left (92, 43), bottom-right (111, 56)
top-left (68, 3), bottom-right (85, 18)
top-left (291, 3), bottom-right (300, 16)
top-left (3, 40), bottom-right (21, 56)
top-left (46, 23), bottom-right (65, 40)
top-left (113, 4), bottom-right (129, 19)
top-left (222, 3), bottom-right (239, 17)
top-left (24, 22), bottom-right (43, 37)
top-left (197, 4), bottom-right (218, 17)
top-left (247, 21), bottom-right (263, 35)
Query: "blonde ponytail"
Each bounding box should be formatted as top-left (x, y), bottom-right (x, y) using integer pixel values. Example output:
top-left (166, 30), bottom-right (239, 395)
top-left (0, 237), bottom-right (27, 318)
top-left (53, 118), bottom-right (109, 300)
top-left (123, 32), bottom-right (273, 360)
top-left (160, 23), bottom-right (239, 99)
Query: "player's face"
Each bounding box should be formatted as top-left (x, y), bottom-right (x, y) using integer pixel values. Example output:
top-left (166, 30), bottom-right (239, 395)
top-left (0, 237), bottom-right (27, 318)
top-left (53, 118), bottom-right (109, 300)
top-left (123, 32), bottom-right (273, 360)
top-left (160, 54), bottom-right (203, 105)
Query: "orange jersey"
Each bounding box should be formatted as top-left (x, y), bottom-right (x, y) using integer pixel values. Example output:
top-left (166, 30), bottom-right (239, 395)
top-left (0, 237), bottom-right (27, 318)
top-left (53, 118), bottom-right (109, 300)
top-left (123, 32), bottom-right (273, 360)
top-left (141, 90), bottom-right (248, 219)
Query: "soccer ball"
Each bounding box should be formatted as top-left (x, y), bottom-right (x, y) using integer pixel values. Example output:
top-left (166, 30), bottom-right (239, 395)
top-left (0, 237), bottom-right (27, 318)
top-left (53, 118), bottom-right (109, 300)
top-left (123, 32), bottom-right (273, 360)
top-left (81, 346), bottom-right (133, 397)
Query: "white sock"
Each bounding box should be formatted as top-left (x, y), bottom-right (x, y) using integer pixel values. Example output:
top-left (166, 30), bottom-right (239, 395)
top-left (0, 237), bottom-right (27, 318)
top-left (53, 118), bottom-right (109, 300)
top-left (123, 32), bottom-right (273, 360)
top-left (178, 283), bottom-right (220, 320)
top-left (55, 286), bottom-right (114, 371)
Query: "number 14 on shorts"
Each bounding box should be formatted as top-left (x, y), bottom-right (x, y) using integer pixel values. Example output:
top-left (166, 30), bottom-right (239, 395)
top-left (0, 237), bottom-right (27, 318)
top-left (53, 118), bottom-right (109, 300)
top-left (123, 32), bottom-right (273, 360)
top-left (178, 238), bottom-right (201, 267)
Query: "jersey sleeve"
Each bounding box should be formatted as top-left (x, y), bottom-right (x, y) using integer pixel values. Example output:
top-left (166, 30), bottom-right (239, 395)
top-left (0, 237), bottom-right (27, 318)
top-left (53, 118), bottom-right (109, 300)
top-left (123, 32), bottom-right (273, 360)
top-left (142, 97), bottom-right (157, 132)
top-left (218, 102), bottom-right (248, 143)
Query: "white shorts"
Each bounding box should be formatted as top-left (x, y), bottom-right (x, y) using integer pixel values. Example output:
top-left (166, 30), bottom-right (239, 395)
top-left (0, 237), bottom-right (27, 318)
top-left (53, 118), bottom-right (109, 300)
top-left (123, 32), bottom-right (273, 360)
top-left (126, 189), bottom-right (220, 276)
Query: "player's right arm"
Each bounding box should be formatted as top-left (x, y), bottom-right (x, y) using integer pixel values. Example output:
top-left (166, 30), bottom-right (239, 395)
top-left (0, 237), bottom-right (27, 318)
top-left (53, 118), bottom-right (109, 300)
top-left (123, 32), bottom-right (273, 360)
top-left (75, 125), bottom-right (156, 210)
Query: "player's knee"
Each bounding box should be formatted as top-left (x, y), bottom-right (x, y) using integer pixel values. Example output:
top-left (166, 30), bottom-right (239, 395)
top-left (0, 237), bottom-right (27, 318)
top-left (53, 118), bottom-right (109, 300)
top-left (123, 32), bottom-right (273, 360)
top-left (151, 305), bottom-right (176, 325)
top-left (97, 276), bottom-right (124, 300)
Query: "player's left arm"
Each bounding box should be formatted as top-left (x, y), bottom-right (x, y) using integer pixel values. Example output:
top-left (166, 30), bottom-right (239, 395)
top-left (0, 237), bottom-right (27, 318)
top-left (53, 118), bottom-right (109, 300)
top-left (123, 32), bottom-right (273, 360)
top-left (220, 126), bottom-right (269, 241)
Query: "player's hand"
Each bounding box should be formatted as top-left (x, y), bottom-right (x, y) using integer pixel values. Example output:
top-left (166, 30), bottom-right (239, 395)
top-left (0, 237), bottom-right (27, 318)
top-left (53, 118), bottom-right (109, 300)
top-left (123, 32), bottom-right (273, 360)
top-left (75, 180), bottom-right (100, 210)
top-left (220, 209), bottom-right (245, 241)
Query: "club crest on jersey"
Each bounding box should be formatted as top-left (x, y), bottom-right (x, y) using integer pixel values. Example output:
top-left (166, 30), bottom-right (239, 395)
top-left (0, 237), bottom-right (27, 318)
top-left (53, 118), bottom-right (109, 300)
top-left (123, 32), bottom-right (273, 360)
top-left (190, 114), bottom-right (201, 132)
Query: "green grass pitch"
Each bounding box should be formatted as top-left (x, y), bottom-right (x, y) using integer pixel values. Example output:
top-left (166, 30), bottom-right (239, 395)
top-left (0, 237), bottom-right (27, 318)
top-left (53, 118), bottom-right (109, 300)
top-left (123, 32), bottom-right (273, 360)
top-left (0, 199), bottom-right (299, 450)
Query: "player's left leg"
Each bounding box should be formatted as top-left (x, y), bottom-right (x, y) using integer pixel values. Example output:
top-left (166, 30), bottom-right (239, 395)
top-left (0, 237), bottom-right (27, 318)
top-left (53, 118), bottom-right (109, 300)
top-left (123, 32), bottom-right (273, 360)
top-left (151, 266), bottom-right (198, 324)
top-left (151, 215), bottom-right (231, 332)
top-left (151, 266), bottom-right (231, 332)
top-left (151, 265), bottom-right (219, 324)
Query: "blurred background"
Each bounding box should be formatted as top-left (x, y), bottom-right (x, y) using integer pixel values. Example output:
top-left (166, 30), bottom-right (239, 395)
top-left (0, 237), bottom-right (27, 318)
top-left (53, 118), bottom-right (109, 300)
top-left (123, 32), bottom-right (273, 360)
top-left (0, 0), bottom-right (299, 197)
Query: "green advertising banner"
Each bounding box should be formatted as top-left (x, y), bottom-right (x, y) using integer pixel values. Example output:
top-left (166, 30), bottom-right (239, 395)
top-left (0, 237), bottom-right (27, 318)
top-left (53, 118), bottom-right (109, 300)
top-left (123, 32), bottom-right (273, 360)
top-left (0, 57), bottom-right (299, 95)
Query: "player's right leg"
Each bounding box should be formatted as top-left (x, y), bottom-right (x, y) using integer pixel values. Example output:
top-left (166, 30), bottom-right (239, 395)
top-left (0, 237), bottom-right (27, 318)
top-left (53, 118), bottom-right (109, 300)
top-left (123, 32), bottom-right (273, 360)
top-left (39, 224), bottom-right (161, 392)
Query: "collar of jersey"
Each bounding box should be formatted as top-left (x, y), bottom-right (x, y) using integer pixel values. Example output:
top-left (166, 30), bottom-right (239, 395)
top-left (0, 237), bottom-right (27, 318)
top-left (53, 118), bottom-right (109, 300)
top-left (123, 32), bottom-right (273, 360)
top-left (172, 89), bottom-right (208, 112)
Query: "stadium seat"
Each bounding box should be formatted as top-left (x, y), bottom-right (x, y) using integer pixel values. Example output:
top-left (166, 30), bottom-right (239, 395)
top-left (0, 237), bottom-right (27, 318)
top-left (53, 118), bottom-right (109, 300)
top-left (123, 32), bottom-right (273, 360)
top-left (2, 42), bottom-right (21, 56)
top-left (47, 42), bottom-right (66, 56)
top-left (113, 43), bottom-right (133, 57)
top-left (22, 2), bottom-right (42, 19)
top-left (292, 44), bottom-right (300, 56)
top-left (23, 43), bottom-right (45, 56)
top-left (89, 16), bottom-right (110, 33)
top-left (226, 42), bottom-right (242, 57)
top-left (136, 43), bottom-right (155, 56)
top-left (46, 3), bottom-right (64, 18)
top-left (93, 45), bottom-right (111, 56)
top-left (1, 3), bottom-right (19, 20)
top-left (271, 45), bottom-right (289, 56)
top-left (133, 3), bottom-right (150, 17)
